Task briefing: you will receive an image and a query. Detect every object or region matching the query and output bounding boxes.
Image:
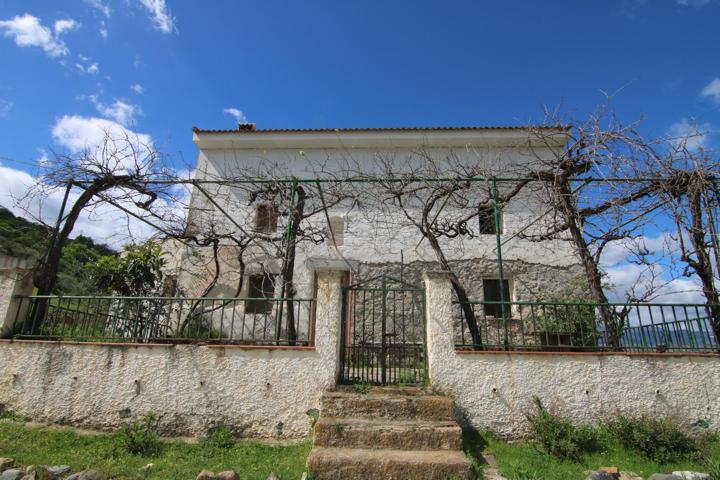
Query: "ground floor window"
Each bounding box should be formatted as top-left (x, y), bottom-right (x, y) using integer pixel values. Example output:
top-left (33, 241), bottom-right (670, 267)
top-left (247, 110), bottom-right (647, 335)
top-left (482, 278), bottom-right (511, 317)
top-left (245, 273), bottom-right (276, 313)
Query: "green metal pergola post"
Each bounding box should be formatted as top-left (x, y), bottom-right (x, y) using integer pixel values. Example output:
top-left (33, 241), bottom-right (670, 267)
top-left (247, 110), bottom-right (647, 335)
top-left (275, 178), bottom-right (298, 344)
top-left (491, 178), bottom-right (509, 350)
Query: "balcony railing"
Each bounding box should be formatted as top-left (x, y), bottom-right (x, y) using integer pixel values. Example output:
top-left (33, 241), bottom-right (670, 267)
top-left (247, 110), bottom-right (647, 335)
top-left (453, 300), bottom-right (719, 353)
top-left (13, 295), bottom-right (315, 346)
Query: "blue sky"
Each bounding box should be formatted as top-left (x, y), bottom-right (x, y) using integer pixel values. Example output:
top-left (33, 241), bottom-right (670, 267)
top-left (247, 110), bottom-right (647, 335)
top-left (0, 0), bottom-right (718, 303)
top-left (0, 0), bottom-right (719, 175)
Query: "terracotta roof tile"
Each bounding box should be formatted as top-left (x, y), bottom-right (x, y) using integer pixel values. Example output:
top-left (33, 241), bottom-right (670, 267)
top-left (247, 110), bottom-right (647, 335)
top-left (192, 125), bottom-right (569, 134)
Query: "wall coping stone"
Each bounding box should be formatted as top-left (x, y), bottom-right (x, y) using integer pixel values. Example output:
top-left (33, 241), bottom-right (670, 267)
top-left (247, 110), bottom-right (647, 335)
top-left (455, 349), bottom-right (720, 358)
top-left (0, 255), bottom-right (32, 270)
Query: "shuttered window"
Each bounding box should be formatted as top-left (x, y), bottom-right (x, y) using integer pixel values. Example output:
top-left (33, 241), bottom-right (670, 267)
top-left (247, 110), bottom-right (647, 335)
top-left (482, 279), bottom-right (510, 317)
top-left (478, 207), bottom-right (502, 235)
top-left (255, 204), bottom-right (277, 234)
top-left (245, 274), bottom-right (275, 314)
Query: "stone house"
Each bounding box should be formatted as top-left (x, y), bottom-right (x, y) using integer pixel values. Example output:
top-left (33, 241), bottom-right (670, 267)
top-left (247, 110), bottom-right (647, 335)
top-left (164, 125), bottom-right (585, 348)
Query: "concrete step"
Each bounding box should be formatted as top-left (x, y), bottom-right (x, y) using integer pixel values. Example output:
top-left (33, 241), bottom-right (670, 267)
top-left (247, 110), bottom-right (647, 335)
top-left (321, 391), bottom-right (455, 421)
top-left (306, 447), bottom-right (473, 480)
top-left (314, 417), bottom-right (463, 451)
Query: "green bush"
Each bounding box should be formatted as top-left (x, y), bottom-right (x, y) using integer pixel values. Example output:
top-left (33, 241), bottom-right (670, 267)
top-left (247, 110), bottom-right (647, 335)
top-left (201, 423), bottom-right (235, 450)
top-left (607, 415), bottom-right (697, 463)
top-left (525, 396), bottom-right (600, 461)
top-left (117, 413), bottom-right (162, 456)
top-left (703, 454), bottom-right (720, 480)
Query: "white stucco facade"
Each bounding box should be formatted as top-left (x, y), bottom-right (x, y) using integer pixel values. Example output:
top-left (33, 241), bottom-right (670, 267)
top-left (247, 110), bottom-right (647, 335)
top-left (0, 268), bottom-right (717, 439)
top-left (165, 127), bottom-right (585, 343)
top-left (424, 271), bottom-right (720, 438)
top-left (0, 269), bottom-right (344, 438)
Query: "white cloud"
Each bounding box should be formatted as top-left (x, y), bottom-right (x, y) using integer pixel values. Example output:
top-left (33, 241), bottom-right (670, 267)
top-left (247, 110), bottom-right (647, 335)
top-left (84, 0), bottom-right (111, 18)
top-left (676, 0), bottom-right (712, 6)
top-left (54, 19), bottom-right (79, 36)
top-left (99, 21), bottom-right (108, 39)
top-left (0, 14), bottom-right (71, 57)
top-left (76, 61), bottom-right (100, 75)
top-left (52, 115), bottom-right (152, 156)
top-left (0, 99), bottom-right (12, 117)
top-left (90, 97), bottom-right (141, 126)
top-left (130, 83), bottom-right (144, 94)
top-left (700, 78), bottom-right (720, 104)
top-left (138, 0), bottom-right (176, 34)
top-left (223, 108), bottom-right (247, 124)
top-left (668, 118), bottom-right (713, 150)
top-left (0, 162), bottom-right (160, 247)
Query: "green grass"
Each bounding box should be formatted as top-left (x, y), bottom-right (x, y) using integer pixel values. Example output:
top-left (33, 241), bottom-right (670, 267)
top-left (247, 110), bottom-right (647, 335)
top-left (0, 420), bottom-right (311, 480)
top-left (475, 431), bottom-right (720, 480)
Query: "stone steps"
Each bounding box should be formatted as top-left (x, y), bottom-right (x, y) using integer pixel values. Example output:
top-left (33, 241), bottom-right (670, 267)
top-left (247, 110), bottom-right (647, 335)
top-left (307, 387), bottom-right (473, 479)
top-left (320, 390), bottom-right (455, 422)
top-left (314, 416), bottom-right (463, 451)
top-left (306, 447), bottom-right (473, 480)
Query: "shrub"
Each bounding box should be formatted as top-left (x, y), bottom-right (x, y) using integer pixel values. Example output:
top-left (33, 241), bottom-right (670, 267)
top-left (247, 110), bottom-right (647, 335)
top-left (525, 396), bottom-right (600, 461)
top-left (607, 415), bottom-right (697, 463)
top-left (118, 413), bottom-right (162, 456)
top-left (201, 423), bottom-right (235, 450)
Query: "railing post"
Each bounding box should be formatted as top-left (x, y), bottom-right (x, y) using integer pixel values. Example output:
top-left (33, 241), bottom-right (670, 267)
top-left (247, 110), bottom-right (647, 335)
top-left (423, 271), bottom-right (456, 387)
top-left (0, 256), bottom-right (34, 338)
top-left (314, 268), bottom-right (345, 386)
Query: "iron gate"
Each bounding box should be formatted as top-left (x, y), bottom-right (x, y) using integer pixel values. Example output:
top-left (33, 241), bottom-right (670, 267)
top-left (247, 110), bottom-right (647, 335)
top-left (339, 275), bottom-right (427, 385)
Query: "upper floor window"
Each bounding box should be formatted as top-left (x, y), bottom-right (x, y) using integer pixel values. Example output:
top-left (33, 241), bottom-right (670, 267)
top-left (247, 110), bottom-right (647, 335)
top-left (478, 207), bottom-right (502, 235)
top-left (325, 216), bottom-right (345, 246)
top-left (255, 204), bottom-right (277, 234)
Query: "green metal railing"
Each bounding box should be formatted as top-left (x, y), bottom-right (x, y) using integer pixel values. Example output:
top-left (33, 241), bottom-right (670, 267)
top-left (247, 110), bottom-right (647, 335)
top-left (453, 300), bottom-right (719, 352)
top-left (14, 295), bottom-right (315, 345)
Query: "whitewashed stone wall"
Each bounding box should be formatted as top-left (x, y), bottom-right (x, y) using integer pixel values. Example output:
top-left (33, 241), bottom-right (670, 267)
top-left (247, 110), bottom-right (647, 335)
top-left (424, 271), bottom-right (720, 438)
top-left (0, 269), bottom-right (344, 438)
top-left (169, 129), bottom-right (582, 308)
top-left (0, 256), bottom-right (33, 338)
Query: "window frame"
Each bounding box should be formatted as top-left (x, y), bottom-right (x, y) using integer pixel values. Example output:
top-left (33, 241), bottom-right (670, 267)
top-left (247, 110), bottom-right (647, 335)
top-left (482, 278), bottom-right (511, 318)
top-left (244, 273), bottom-right (276, 314)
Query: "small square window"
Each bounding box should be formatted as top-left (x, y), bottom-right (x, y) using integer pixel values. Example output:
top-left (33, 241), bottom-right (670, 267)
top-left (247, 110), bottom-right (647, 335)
top-left (245, 274), bottom-right (275, 314)
top-left (325, 216), bottom-right (344, 246)
top-left (478, 207), bottom-right (502, 235)
top-left (255, 204), bottom-right (277, 234)
top-left (482, 279), bottom-right (511, 317)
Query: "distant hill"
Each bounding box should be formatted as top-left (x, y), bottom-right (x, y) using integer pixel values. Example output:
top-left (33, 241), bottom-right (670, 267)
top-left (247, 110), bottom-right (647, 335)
top-left (0, 206), bottom-right (117, 295)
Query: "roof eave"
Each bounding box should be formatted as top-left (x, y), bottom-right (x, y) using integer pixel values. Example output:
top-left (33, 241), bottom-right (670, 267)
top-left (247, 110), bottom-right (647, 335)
top-left (192, 127), bottom-right (569, 150)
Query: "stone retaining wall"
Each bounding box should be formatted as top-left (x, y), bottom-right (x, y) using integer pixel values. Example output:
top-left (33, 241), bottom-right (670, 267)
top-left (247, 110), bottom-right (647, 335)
top-left (424, 271), bottom-right (720, 438)
top-left (0, 270), bottom-right (344, 438)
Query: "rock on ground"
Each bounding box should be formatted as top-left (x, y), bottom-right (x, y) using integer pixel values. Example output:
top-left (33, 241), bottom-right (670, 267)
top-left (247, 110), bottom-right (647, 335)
top-left (0, 470), bottom-right (24, 480)
top-left (671, 472), bottom-right (710, 480)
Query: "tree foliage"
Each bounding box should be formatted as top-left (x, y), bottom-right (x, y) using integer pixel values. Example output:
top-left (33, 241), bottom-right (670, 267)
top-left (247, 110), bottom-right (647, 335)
top-left (93, 242), bottom-right (166, 296)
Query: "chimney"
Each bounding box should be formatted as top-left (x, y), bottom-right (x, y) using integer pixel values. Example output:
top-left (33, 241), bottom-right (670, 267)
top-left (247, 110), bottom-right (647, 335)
top-left (238, 123), bottom-right (257, 131)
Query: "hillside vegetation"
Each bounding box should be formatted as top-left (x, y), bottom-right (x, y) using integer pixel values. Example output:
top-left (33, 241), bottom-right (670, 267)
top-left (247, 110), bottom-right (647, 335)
top-left (0, 206), bottom-right (116, 295)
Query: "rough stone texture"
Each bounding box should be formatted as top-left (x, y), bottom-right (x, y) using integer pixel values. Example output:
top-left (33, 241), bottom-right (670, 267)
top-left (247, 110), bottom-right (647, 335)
top-left (0, 256), bottom-right (34, 338)
top-left (0, 459), bottom-right (14, 470)
top-left (320, 390), bottom-right (455, 421)
top-left (76, 470), bottom-right (107, 480)
top-left (216, 472), bottom-right (239, 480)
top-left (648, 475), bottom-right (683, 480)
top-left (0, 470), bottom-right (23, 480)
top-left (196, 470), bottom-right (215, 480)
top-left (424, 272), bottom-right (720, 438)
top-left (0, 270), bottom-right (344, 438)
top-left (306, 447), bottom-right (472, 480)
top-left (309, 387), bottom-right (472, 479)
top-left (672, 472), bottom-right (710, 480)
top-left (314, 417), bottom-right (462, 450)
